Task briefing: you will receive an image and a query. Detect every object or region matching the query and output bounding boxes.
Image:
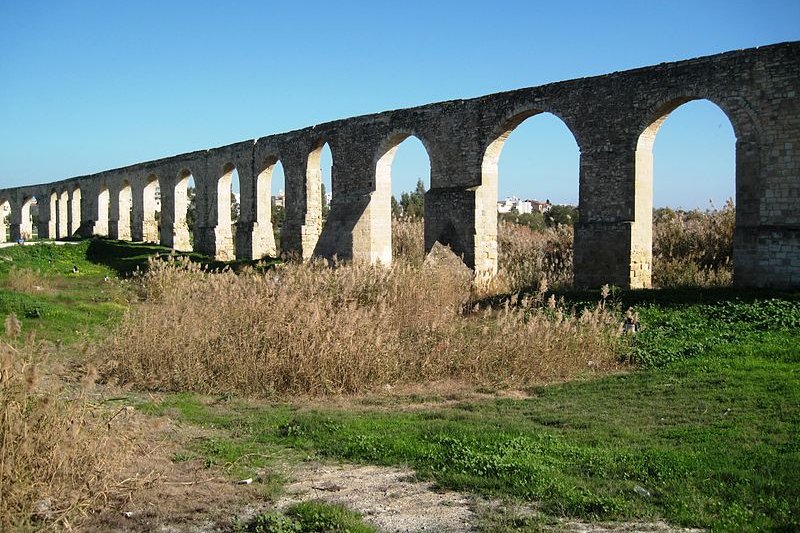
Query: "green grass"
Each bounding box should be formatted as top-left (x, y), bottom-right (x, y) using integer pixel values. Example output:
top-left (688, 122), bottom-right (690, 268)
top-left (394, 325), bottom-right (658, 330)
top-left (0, 241), bottom-right (127, 343)
top-left (139, 290), bottom-right (800, 532)
top-left (0, 238), bottom-right (281, 343)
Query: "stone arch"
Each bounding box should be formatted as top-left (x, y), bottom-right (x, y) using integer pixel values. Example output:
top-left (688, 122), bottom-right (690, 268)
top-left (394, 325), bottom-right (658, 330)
top-left (374, 131), bottom-right (433, 264)
top-left (46, 190), bottom-right (58, 239)
top-left (172, 168), bottom-right (195, 251)
top-left (254, 155), bottom-right (281, 257)
top-left (143, 174), bottom-right (160, 242)
top-left (214, 162), bottom-right (236, 260)
top-left (58, 189), bottom-right (70, 238)
top-left (19, 195), bottom-right (36, 240)
top-left (304, 140), bottom-right (334, 259)
top-left (69, 186), bottom-right (82, 236)
top-left (633, 96), bottom-right (747, 287)
top-left (96, 185), bottom-right (110, 236)
top-left (479, 108), bottom-right (581, 280)
top-left (117, 180), bottom-right (133, 240)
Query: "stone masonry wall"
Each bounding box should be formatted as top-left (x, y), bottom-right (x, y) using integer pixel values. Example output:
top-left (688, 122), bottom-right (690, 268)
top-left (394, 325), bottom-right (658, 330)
top-left (1, 42), bottom-right (798, 287)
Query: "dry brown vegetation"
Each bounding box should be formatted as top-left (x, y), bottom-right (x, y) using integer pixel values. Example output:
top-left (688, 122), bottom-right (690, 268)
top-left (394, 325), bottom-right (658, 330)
top-left (652, 200), bottom-right (735, 288)
top-left (0, 316), bottom-right (135, 531)
top-left (101, 249), bottom-right (622, 397)
top-left (4, 267), bottom-right (56, 295)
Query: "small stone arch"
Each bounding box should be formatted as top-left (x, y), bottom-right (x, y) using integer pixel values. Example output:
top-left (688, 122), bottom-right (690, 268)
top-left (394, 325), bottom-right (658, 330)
top-left (143, 174), bottom-right (160, 242)
top-left (172, 168), bottom-right (195, 251)
top-left (304, 139), bottom-right (335, 259)
top-left (96, 184), bottom-right (110, 236)
top-left (254, 155), bottom-right (282, 257)
top-left (58, 189), bottom-right (70, 238)
top-left (117, 180), bottom-right (133, 240)
top-left (69, 185), bottom-right (82, 236)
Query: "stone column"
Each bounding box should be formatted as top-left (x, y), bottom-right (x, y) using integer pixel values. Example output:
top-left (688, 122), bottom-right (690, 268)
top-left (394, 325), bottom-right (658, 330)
top-left (130, 180), bottom-right (145, 241)
top-left (108, 185), bottom-right (122, 239)
top-left (69, 187), bottom-right (82, 236)
top-left (117, 185), bottom-right (132, 240)
top-left (36, 193), bottom-right (56, 239)
top-left (0, 200), bottom-right (8, 243)
top-left (253, 163), bottom-right (278, 258)
top-left (279, 152), bottom-right (311, 259)
top-left (159, 175), bottom-right (177, 248)
top-left (234, 164), bottom-right (256, 260)
top-left (573, 145), bottom-right (644, 289)
top-left (193, 169), bottom-right (234, 261)
top-left (57, 191), bottom-right (69, 238)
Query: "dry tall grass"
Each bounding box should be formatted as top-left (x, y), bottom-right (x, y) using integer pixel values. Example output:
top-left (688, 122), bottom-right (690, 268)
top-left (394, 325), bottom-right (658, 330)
top-left (391, 205), bottom-right (734, 291)
top-left (652, 200), bottom-right (735, 287)
top-left (4, 267), bottom-right (56, 295)
top-left (102, 255), bottom-right (622, 397)
top-left (0, 316), bottom-right (130, 530)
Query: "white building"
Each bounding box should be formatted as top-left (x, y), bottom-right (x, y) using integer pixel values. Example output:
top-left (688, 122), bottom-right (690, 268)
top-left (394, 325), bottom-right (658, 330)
top-left (497, 196), bottom-right (533, 215)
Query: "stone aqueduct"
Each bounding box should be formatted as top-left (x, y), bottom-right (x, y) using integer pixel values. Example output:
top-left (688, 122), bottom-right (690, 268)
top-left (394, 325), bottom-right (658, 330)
top-left (2, 42), bottom-right (798, 288)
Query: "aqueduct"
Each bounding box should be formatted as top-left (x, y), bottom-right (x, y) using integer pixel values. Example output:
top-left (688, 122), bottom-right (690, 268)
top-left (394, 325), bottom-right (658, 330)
top-left (2, 42), bottom-right (798, 288)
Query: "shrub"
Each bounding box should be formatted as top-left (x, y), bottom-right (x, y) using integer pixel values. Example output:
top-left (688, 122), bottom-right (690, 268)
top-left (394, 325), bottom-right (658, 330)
top-left (0, 316), bottom-right (130, 530)
top-left (652, 200), bottom-right (734, 288)
top-left (102, 256), bottom-right (621, 397)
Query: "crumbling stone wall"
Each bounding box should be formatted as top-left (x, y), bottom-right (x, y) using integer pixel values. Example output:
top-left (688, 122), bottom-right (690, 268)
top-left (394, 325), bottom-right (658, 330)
top-left (1, 42), bottom-right (798, 287)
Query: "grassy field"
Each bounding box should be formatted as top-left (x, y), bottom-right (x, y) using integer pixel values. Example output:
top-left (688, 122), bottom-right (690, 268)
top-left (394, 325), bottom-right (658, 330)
top-left (1, 239), bottom-right (798, 531)
top-left (137, 289), bottom-right (800, 532)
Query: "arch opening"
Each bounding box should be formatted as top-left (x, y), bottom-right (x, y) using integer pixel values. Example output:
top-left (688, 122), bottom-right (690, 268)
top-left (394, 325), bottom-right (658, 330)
top-left (70, 187), bottom-right (82, 236)
top-left (376, 133), bottom-right (431, 264)
top-left (173, 170), bottom-right (195, 251)
top-left (214, 163), bottom-right (237, 260)
top-left (117, 181), bottom-right (133, 240)
top-left (47, 191), bottom-right (58, 239)
top-left (482, 110), bottom-right (580, 288)
top-left (96, 186), bottom-right (110, 236)
top-left (143, 175), bottom-right (160, 242)
top-left (636, 98), bottom-right (737, 288)
top-left (20, 196), bottom-right (37, 240)
top-left (57, 190), bottom-right (69, 238)
top-left (304, 142), bottom-right (333, 258)
top-left (255, 156), bottom-right (284, 257)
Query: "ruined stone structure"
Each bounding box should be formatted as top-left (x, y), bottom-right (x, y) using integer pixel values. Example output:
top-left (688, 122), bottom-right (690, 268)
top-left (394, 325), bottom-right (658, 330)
top-left (2, 42), bottom-right (798, 287)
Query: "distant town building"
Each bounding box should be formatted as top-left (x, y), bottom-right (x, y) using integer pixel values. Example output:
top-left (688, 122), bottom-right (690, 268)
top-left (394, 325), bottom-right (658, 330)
top-left (272, 191), bottom-right (285, 208)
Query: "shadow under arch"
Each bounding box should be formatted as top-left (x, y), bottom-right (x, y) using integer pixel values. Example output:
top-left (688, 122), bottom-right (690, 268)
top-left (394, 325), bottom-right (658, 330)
top-left (634, 96), bottom-right (744, 288)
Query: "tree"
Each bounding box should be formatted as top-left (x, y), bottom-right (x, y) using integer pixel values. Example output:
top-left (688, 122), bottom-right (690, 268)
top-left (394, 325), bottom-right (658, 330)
top-left (400, 178), bottom-right (425, 219)
top-left (231, 192), bottom-right (240, 224)
top-left (186, 187), bottom-right (196, 232)
top-left (545, 204), bottom-right (578, 227)
top-left (391, 195), bottom-right (402, 218)
top-left (321, 183), bottom-right (330, 218)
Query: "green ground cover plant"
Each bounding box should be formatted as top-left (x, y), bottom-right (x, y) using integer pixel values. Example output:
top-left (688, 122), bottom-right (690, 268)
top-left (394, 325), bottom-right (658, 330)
top-left (138, 289), bottom-right (800, 532)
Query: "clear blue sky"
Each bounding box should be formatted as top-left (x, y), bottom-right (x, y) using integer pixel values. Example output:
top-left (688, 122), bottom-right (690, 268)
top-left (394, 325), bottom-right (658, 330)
top-left (1, 1), bottom-right (797, 209)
